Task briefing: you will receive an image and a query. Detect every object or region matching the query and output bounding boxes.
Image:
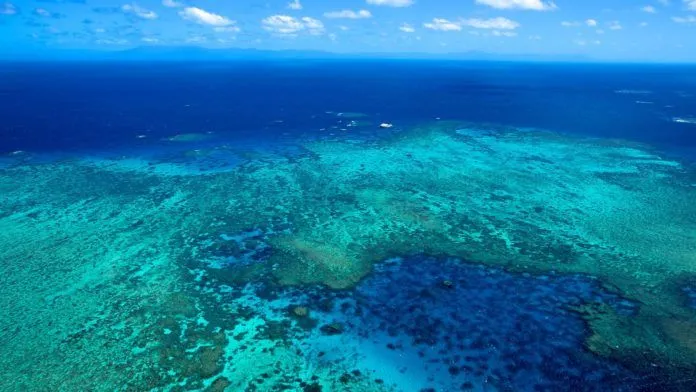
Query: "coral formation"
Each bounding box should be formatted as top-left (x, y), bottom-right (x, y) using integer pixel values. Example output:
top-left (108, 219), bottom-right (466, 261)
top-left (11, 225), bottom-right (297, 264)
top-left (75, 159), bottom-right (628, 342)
top-left (1, 122), bottom-right (695, 390)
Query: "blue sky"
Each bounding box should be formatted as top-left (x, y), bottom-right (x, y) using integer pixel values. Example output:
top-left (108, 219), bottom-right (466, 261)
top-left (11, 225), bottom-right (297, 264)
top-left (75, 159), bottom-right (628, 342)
top-left (1, 0), bottom-right (696, 61)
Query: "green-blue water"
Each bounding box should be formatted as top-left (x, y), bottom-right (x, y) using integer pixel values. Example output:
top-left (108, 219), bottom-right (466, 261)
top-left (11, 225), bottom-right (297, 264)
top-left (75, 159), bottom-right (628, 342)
top-left (1, 61), bottom-right (696, 391)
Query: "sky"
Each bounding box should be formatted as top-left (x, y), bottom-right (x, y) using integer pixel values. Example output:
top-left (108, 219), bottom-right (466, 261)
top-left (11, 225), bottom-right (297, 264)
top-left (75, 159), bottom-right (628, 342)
top-left (1, 0), bottom-right (695, 61)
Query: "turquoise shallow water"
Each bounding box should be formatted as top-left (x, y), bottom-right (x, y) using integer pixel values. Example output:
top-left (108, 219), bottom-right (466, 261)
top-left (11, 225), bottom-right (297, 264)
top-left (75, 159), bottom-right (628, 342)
top-left (1, 62), bottom-right (696, 391)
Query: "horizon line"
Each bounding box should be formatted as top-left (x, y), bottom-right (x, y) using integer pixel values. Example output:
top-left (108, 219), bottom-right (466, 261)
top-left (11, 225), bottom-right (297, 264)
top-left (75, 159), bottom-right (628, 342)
top-left (1, 46), bottom-right (695, 65)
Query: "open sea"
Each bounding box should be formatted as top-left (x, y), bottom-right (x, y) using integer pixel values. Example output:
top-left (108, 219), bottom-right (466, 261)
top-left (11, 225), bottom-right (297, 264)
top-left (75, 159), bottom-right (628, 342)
top-left (1, 60), bottom-right (696, 391)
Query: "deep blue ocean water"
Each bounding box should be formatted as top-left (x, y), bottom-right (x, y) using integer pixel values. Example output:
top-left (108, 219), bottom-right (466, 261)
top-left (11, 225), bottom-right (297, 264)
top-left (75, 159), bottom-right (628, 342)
top-left (1, 61), bottom-right (696, 159)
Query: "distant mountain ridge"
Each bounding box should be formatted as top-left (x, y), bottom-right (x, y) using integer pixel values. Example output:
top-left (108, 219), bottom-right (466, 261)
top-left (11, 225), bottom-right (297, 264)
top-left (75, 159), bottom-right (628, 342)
top-left (2, 46), bottom-right (594, 62)
top-left (112, 46), bottom-right (595, 62)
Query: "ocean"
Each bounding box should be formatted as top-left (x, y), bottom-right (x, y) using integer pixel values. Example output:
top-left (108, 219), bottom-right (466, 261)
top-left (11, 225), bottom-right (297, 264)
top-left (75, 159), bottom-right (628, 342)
top-left (1, 60), bottom-right (695, 391)
top-left (3, 61), bottom-right (696, 155)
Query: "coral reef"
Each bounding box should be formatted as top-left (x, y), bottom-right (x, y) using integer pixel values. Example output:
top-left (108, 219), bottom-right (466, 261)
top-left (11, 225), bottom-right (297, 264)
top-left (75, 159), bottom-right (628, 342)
top-left (1, 122), bottom-right (695, 390)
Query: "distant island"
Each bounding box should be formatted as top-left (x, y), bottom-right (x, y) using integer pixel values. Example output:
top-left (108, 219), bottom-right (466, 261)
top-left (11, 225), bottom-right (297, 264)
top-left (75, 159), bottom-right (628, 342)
top-left (3, 46), bottom-right (594, 63)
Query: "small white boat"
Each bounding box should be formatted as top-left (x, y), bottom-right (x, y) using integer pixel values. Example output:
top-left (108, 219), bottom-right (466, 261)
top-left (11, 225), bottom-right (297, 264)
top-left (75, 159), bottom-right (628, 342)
top-left (379, 123), bottom-right (393, 129)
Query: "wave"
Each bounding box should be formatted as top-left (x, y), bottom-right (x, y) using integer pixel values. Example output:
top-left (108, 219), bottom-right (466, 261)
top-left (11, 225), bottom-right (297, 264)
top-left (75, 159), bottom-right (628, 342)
top-left (615, 89), bottom-right (652, 95)
top-left (673, 117), bottom-right (696, 125)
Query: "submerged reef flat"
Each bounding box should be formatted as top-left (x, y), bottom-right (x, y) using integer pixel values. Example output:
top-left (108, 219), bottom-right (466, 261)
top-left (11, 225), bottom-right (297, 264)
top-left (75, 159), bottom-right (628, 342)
top-left (1, 122), bottom-right (695, 391)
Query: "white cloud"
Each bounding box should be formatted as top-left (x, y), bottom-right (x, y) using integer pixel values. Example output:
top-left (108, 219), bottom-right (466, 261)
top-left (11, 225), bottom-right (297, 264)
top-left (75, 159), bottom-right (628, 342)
top-left (608, 20), bottom-right (622, 30)
top-left (423, 17), bottom-right (519, 31)
top-left (287, 0), bottom-right (302, 10)
top-left (475, 0), bottom-right (557, 11)
top-left (142, 37), bottom-right (159, 43)
top-left (564, 19), bottom-right (604, 30)
top-left (96, 38), bottom-right (129, 45)
top-left (34, 8), bottom-right (50, 17)
top-left (423, 18), bottom-right (462, 31)
top-left (673, 15), bottom-right (696, 22)
top-left (217, 37), bottom-right (236, 45)
top-left (399, 23), bottom-right (415, 32)
top-left (162, 0), bottom-right (182, 8)
top-left (366, 0), bottom-right (414, 7)
top-left (1, 3), bottom-right (17, 15)
top-left (641, 5), bottom-right (657, 13)
top-left (302, 17), bottom-right (325, 35)
top-left (324, 9), bottom-right (372, 19)
top-left (462, 17), bottom-right (520, 29)
top-left (261, 15), bottom-right (324, 36)
top-left (686, 1), bottom-right (696, 10)
top-left (574, 39), bottom-right (601, 46)
top-left (122, 3), bottom-right (158, 20)
top-left (179, 7), bottom-right (234, 27)
top-left (214, 26), bottom-right (241, 33)
top-left (186, 36), bottom-right (207, 43)
top-left (492, 30), bottom-right (517, 37)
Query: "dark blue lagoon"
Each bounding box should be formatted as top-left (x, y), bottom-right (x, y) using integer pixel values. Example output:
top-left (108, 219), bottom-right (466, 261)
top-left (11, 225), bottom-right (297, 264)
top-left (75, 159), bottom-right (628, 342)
top-left (1, 60), bottom-right (696, 392)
